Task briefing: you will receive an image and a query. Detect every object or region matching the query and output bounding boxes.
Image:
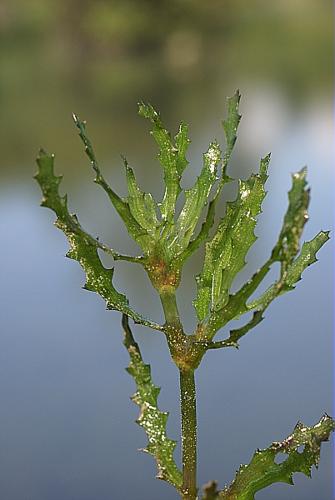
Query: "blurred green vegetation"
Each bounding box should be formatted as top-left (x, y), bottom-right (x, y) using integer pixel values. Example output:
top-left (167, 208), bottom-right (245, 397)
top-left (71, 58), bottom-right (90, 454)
top-left (0, 0), bottom-right (332, 172)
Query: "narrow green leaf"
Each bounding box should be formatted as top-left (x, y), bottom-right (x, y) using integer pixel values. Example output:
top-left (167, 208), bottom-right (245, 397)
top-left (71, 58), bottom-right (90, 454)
top-left (235, 167), bottom-right (310, 314)
top-left (138, 102), bottom-right (190, 223)
top-left (218, 414), bottom-right (335, 500)
top-left (72, 114), bottom-right (152, 251)
top-left (171, 141), bottom-right (221, 255)
top-left (248, 231), bottom-right (329, 312)
top-left (222, 90), bottom-right (242, 169)
top-left (201, 167), bottom-right (328, 343)
top-left (175, 122), bottom-right (191, 176)
top-left (178, 191), bottom-right (218, 264)
top-left (124, 158), bottom-right (159, 236)
top-left (206, 230), bottom-right (329, 343)
top-left (194, 154), bottom-right (270, 321)
top-left (172, 91), bottom-right (241, 266)
top-left (122, 315), bottom-right (182, 490)
top-left (284, 230), bottom-right (329, 285)
top-left (35, 149), bottom-right (164, 332)
top-left (272, 167), bottom-right (310, 275)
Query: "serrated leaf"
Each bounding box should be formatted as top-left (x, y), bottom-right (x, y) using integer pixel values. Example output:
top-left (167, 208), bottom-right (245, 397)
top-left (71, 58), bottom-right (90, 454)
top-left (171, 141), bottom-right (221, 255)
top-left (139, 102), bottom-right (190, 223)
top-left (194, 154), bottom-right (270, 321)
top-left (272, 167), bottom-right (310, 275)
top-left (122, 315), bottom-right (182, 490)
top-left (124, 158), bottom-right (159, 236)
top-left (243, 168), bottom-right (312, 312)
top-left (201, 167), bottom-right (329, 343)
top-left (218, 414), bottom-right (335, 500)
top-left (206, 230), bottom-right (329, 343)
top-left (72, 114), bottom-right (153, 252)
top-left (178, 92), bottom-right (241, 267)
top-left (178, 191), bottom-right (218, 265)
top-left (248, 231), bottom-right (329, 312)
top-left (222, 90), bottom-right (242, 169)
top-left (284, 230), bottom-right (329, 285)
top-left (35, 149), bottom-right (164, 332)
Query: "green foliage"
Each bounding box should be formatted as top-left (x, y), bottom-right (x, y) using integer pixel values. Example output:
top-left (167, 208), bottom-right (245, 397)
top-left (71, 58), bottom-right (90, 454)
top-left (138, 102), bottom-right (190, 225)
top-left (34, 149), bottom-right (163, 332)
top-left (122, 315), bottom-right (182, 490)
top-left (204, 414), bottom-right (334, 500)
top-left (73, 114), bottom-right (154, 253)
top-left (36, 92), bottom-right (333, 500)
top-left (124, 158), bottom-right (159, 236)
top-left (194, 153), bottom-right (269, 321)
top-left (222, 90), bottom-right (242, 167)
top-left (173, 141), bottom-right (220, 255)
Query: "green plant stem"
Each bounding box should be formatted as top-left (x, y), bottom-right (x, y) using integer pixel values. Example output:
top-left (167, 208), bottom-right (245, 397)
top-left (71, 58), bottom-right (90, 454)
top-left (180, 368), bottom-right (197, 500)
top-left (160, 290), bottom-right (183, 329)
top-left (160, 290), bottom-right (198, 499)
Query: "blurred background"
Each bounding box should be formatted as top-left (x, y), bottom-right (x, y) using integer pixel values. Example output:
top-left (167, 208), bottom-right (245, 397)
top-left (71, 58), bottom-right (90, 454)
top-left (0, 1), bottom-right (333, 499)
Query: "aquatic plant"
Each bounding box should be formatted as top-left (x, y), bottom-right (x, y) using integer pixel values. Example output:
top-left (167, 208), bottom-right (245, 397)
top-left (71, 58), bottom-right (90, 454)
top-left (35, 91), bottom-right (333, 499)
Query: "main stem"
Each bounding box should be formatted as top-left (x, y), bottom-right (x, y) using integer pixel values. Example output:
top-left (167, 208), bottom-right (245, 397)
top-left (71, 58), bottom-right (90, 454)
top-left (180, 368), bottom-right (197, 500)
top-left (160, 290), bottom-right (198, 499)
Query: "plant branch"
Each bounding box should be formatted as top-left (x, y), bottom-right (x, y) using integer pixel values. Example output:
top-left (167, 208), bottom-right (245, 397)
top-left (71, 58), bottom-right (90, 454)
top-left (160, 290), bottom-right (183, 330)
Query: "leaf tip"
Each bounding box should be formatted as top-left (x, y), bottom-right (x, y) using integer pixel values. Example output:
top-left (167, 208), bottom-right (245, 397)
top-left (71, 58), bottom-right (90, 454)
top-left (37, 147), bottom-right (47, 158)
top-left (234, 88), bottom-right (241, 102)
top-left (262, 152), bottom-right (272, 163)
top-left (72, 112), bottom-right (79, 124)
top-left (36, 147), bottom-right (54, 163)
top-left (138, 101), bottom-right (156, 120)
top-left (292, 166), bottom-right (308, 182)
